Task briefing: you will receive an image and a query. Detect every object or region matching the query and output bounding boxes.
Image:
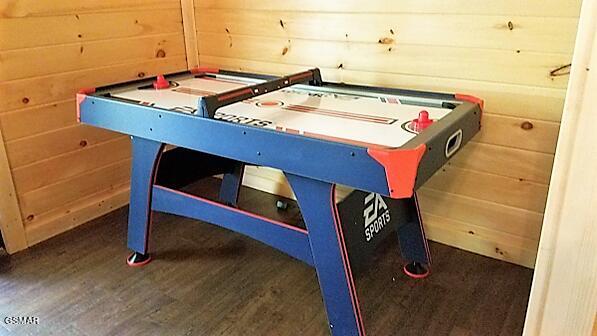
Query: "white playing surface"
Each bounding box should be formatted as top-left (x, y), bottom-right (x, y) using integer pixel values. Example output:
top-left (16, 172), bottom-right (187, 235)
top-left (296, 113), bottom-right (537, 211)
top-left (111, 73), bottom-right (453, 148)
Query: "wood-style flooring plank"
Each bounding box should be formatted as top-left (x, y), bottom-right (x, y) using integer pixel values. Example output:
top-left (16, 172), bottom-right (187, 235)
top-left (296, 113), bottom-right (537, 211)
top-left (0, 178), bottom-right (533, 335)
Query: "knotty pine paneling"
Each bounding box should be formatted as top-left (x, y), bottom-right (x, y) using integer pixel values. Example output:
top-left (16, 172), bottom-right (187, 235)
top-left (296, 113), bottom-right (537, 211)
top-left (12, 137), bottom-right (131, 194)
top-left (0, 9), bottom-right (183, 50)
top-left (194, 1), bottom-right (581, 267)
top-left (0, 0), bottom-right (181, 18)
top-left (197, 10), bottom-right (578, 54)
top-left (0, 33), bottom-right (185, 81)
top-left (0, 57), bottom-right (186, 113)
top-left (195, 0), bottom-right (581, 17)
top-left (18, 159), bottom-right (131, 219)
top-left (0, 2), bottom-right (186, 248)
top-left (5, 126), bottom-right (122, 168)
top-left (198, 32), bottom-right (570, 89)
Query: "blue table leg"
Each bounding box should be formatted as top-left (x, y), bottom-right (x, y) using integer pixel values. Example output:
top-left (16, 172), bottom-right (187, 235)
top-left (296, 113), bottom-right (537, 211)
top-left (286, 173), bottom-right (365, 336)
top-left (126, 136), bottom-right (164, 267)
top-left (219, 162), bottom-right (245, 206)
top-left (397, 192), bottom-right (431, 278)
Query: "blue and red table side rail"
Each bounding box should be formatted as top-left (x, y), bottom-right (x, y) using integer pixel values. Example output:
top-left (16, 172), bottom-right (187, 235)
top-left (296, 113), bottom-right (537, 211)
top-left (76, 66), bottom-right (483, 201)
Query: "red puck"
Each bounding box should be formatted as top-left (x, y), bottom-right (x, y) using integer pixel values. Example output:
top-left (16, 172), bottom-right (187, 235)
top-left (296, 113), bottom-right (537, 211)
top-left (153, 75), bottom-right (170, 89)
top-left (409, 110), bottom-right (434, 132)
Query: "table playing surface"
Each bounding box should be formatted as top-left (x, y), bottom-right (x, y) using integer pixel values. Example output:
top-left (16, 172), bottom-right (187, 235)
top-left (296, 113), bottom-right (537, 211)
top-left (111, 72), bottom-right (454, 148)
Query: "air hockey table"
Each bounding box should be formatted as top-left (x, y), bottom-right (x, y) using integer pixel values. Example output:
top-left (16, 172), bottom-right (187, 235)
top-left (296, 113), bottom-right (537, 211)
top-left (77, 67), bottom-right (482, 336)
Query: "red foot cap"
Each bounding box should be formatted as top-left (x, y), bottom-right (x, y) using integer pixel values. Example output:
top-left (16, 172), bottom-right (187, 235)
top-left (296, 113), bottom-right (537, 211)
top-left (410, 111), bottom-right (434, 133)
top-left (126, 253), bottom-right (152, 267)
top-left (153, 75), bottom-right (170, 89)
top-left (403, 263), bottom-right (430, 279)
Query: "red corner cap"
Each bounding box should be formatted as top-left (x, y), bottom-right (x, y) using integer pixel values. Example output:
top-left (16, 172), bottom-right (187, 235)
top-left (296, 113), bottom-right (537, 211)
top-left (76, 88), bottom-right (95, 122)
top-left (76, 93), bottom-right (88, 123)
top-left (78, 87), bottom-right (96, 95)
top-left (455, 93), bottom-right (484, 110)
top-left (367, 144), bottom-right (426, 199)
top-left (190, 66), bottom-right (220, 74)
top-left (76, 88), bottom-right (95, 123)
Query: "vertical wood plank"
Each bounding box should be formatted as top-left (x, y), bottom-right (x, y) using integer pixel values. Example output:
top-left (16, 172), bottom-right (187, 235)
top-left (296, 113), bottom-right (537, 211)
top-left (193, 0), bottom-right (581, 269)
top-left (1, 2), bottom-right (186, 249)
top-left (524, 0), bottom-right (597, 334)
top-left (0, 125), bottom-right (27, 253)
top-left (181, 0), bottom-right (199, 68)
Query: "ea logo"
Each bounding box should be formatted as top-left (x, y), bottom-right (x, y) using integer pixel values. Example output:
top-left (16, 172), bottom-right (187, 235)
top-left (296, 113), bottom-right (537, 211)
top-left (363, 192), bottom-right (391, 242)
top-left (256, 100), bottom-right (284, 107)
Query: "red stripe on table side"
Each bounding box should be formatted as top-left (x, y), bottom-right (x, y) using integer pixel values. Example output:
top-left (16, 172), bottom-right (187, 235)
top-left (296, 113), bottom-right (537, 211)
top-left (154, 185), bottom-right (308, 235)
top-left (330, 185), bottom-right (367, 336)
top-left (367, 144), bottom-right (426, 199)
top-left (217, 88), bottom-right (253, 101)
top-left (146, 144), bottom-right (166, 253)
top-left (284, 105), bottom-right (396, 124)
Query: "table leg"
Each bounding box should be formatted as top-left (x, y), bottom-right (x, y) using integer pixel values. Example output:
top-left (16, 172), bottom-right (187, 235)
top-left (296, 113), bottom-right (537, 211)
top-left (126, 137), bottom-right (164, 267)
top-left (219, 162), bottom-right (245, 206)
top-left (286, 173), bottom-right (366, 336)
top-left (396, 193), bottom-right (431, 278)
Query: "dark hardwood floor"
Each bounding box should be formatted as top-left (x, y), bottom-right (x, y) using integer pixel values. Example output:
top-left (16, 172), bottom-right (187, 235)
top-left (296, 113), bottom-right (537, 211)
top-left (0, 178), bottom-right (533, 336)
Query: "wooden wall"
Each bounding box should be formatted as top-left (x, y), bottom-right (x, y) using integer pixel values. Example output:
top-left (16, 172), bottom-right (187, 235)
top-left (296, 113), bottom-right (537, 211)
top-left (524, 0), bottom-right (597, 332)
top-left (0, 0), bottom-right (187, 250)
top-left (0, 1), bottom-right (583, 269)
top-left (194, 0), bottom-right (582, 267)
